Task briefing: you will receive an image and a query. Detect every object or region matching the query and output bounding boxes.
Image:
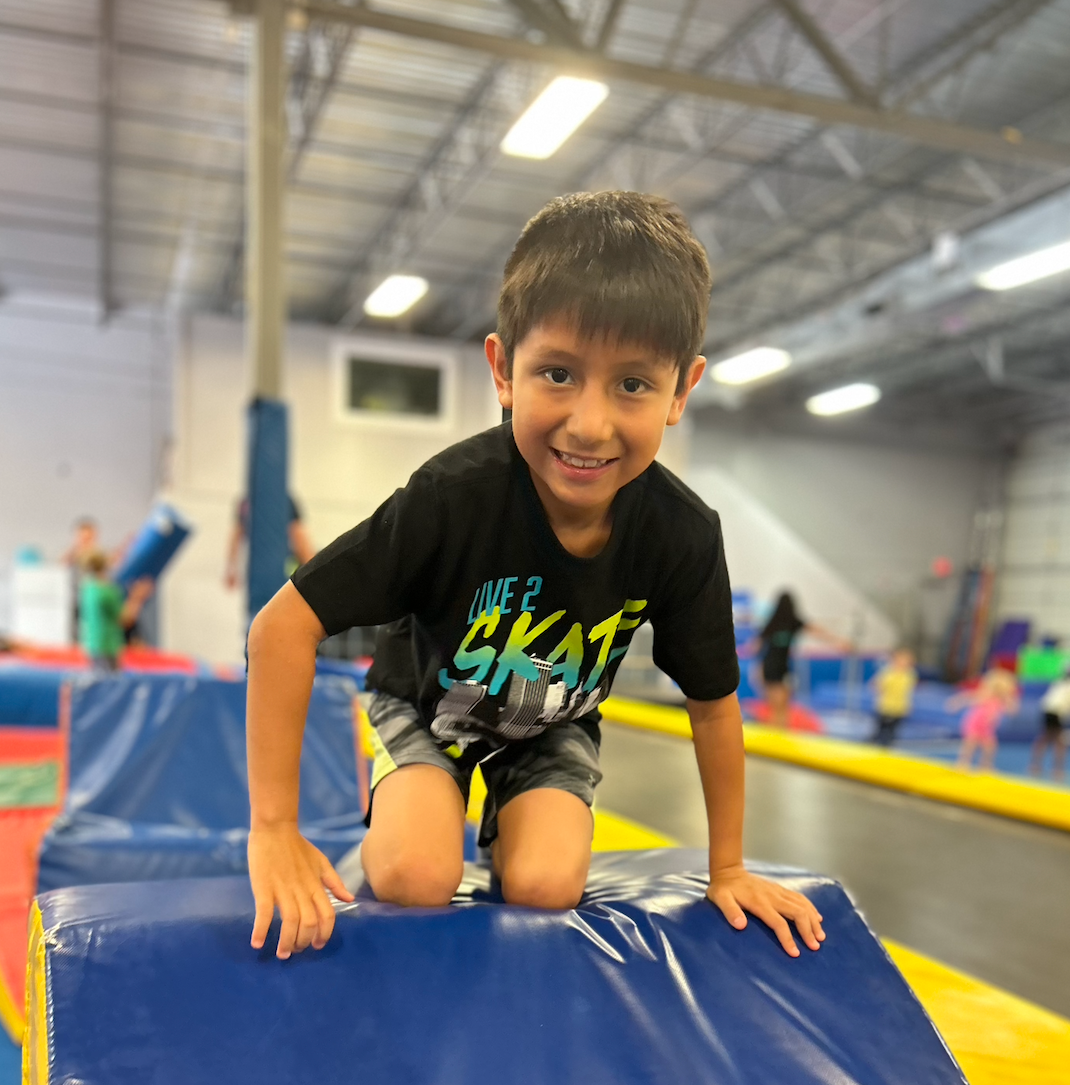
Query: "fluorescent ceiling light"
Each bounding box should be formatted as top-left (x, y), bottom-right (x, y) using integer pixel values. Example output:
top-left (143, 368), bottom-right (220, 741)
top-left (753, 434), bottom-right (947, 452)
top-left (363, 275), bottom-right (428, 318)
top-left (976, 239), bottom-right (1070, 291)
top-left (711, 347), bottom-right (791, 385)
top-left (806, 382), bottom-right (881, 416)
top-left (500, 76), bottom-right (609, 159)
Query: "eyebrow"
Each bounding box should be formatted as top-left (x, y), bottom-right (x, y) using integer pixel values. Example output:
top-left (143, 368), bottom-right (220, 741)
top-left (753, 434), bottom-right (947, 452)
top-left (530, 347), bottom-right (672, 371)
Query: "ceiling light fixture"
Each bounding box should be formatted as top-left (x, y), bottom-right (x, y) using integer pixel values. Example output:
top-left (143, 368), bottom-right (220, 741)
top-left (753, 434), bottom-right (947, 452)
top-left (806, 382), bottom-right (881, 416)
top-left (500, 76), bottom-right (609, 159)
top-left (710, 347), bottom-right (792, 385)
top-left (363, 275), bottom-right (429, 318)
top-left (976, 239), bottom-right (1070, 291)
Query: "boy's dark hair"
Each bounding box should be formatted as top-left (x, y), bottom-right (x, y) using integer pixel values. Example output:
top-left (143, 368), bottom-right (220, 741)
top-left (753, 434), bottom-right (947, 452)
top-left (497, 191), bottom-right (711, 392)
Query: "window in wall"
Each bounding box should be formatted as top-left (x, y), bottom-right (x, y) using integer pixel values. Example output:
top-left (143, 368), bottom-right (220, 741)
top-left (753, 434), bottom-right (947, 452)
top-left (346, 357), bottom-right (441, 417)
top-left (332, 339), bottom-right (457, 430)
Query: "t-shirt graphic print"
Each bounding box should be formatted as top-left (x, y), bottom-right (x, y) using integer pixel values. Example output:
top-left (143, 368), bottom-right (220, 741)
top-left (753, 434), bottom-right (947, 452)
top-left (292, 424), bottom-right (739, 747)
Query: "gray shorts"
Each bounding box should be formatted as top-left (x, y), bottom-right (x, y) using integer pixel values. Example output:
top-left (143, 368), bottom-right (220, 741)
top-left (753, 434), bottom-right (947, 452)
top-left (367, 692), bottom-right (602, 847)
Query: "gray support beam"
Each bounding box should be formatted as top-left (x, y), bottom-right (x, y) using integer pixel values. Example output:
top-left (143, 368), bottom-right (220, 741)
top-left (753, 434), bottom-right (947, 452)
top-left (595, 0), bottom-right (627, 53)
top-left (247, 0), bottom-right (286, 399)
top-left (216, 15), bottom-right (356, 313)
top-left (505, 0), bottom-right (584, 48)
top-left (98, 0), bottom-right (116, 319)
top-left (296, 0), bottom-right (1070, 167)
top-left (770, 0), bottom-right (878, 106)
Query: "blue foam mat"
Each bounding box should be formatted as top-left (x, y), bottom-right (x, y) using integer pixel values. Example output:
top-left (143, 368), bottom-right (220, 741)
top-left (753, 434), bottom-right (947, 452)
top-left (0, 666), bottom-right (66, 726)
top-left (33, 849), bottom-right (965, 1085)
top-left (37, 673), bottom-right (368, 892)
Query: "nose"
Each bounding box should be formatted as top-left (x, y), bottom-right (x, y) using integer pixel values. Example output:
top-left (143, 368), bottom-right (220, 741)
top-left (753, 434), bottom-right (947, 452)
top-left (565, 384), bottom-right (615, 448)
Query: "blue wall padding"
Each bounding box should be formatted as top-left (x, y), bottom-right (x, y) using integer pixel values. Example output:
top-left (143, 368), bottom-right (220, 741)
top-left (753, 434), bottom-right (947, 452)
top-left (37, 673), bottom-right (366, 891)
top-left (111, 504), bottom-right (192, 589)
top-left (33, 850), bottom-right (964, 1085)
top-left (806, 680), bottom-right (1043, 741)
top-left (0, 666), bottom-right (66, 726)
top-left (246, 397), bottom-right (290, 619)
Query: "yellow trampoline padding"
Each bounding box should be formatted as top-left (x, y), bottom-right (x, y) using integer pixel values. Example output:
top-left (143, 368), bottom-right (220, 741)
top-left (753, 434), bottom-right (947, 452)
top-left (600, 696), bottom-right (1070, 833)
top-left (23, 900), bottom-right (48, 1085)
top-left (885, 939), bottom-right (1070, 1085)
top-left (591, 811), bottom-right (676, 850)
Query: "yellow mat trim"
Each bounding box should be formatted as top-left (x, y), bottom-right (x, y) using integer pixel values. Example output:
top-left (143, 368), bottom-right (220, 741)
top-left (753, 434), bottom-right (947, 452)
top-left (23, 900), bottom-right (47, 1085)
top-left (886, 939), bottom-right (1070, 1085)
top-left (0, 963), bottom-right (22, 1045)
top-left (600, 696), bottom-right (1070, 833)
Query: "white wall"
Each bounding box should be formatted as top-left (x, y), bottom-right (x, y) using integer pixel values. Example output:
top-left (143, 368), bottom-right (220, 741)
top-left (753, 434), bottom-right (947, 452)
top-left (163, 314), bottom-right (504, 663)
top-left (687, 415), bottom-right (999, 658)
top-left (997, 421), bottom-right (1070, 643)
top-left (0, 298), bottom-right (172, 632)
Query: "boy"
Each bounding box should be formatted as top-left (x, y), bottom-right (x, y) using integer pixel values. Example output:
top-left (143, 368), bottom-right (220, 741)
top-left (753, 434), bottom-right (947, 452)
top-left (1031, 667), bottom-right (1070, 779)
top-left (247, 192), bottom-right (825, 962)
top-left (79, 552), bottom-right (153, 670)
top-left (872, 648), bottom-right (917, 746)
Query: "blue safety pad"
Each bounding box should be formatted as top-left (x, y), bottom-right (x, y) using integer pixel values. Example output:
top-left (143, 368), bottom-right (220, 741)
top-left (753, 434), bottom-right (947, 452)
top-left (33, 849), bottom-right (964, 1085)
top-left (111, 504), bottom-right (192, 589)
top-left (36, 812), bottom-right (369, 889)
top-left (808, 680), bottom-right (1042, 741)
top-left (0, 665), bottom-right (66, 726)
top-left (37, 673), bottom-right (367, 892)
top-left (246, 397), bottom-right (290, 619)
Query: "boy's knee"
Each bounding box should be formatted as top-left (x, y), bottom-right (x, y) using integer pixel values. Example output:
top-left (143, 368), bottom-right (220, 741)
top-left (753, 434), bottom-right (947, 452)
top-left (500, 857), bottom-right (586, 910)
top-left (367, 849), bottom-right (462, 908)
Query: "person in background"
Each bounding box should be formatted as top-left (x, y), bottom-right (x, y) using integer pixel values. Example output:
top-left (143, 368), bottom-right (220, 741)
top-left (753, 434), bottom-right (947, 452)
top-left (1030, 668), bottom-right (1070, 780)
top-left (61, 516), bottom-right (102, 571)
top-left (79, 552), bottom-right (153, 671)
top-left (949, 668), bottom-right (1019, 772)
top-left (871, 648), bottom-right (918, 747)
top-left (62, 517), bottom-right (107, 644)
top-left (224, 494), bottom-right (316, 589)
top-left (756, 591), bottom-right (852, 729)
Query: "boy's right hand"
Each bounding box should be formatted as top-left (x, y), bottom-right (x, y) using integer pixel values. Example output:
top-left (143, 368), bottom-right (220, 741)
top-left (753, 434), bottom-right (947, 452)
top-left (248, 823), bottom-right (356, 959)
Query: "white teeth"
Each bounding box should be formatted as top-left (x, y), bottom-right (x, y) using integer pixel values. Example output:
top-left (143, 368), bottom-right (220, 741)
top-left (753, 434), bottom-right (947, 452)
top-left (557, 450), bottom-right (610, 469)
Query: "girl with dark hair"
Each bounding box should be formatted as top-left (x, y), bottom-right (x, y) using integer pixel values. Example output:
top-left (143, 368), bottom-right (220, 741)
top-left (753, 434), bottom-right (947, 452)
top-left (757, 591), bottom-right (851, 728)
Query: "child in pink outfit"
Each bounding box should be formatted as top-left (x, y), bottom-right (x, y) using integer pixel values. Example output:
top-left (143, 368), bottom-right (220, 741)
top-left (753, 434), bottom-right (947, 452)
top-left (949, 669), bottom-right (1019, 771)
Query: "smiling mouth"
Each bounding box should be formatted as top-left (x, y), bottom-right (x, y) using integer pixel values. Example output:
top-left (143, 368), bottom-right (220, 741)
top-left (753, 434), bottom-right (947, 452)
top-left (552, 448), bottom-right (618, 469)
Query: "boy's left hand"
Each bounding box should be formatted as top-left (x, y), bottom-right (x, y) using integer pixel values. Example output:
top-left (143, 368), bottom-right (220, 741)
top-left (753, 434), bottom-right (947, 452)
top-left (707, 865), bottom-right (825, 957)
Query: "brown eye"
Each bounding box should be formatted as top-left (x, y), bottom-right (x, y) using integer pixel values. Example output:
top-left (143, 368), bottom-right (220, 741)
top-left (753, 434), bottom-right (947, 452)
top-left (548, 368), bottom-right (571, 384)
top-left (622, 377), bottom-right (645, 393)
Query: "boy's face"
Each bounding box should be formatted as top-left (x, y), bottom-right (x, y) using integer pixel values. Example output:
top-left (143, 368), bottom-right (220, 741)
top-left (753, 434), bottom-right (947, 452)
top-left (892, 649), bottom-right (914, 669)
top-left (76, 524), bottom-right (98, 550)
top-left (487, 320), bottom-right (705, 521)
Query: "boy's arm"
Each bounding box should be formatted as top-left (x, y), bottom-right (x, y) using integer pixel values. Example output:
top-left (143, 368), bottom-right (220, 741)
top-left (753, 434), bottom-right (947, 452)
top-left (223, 521), bottom-right (244, 589)
top-left (688, 695), bottom-right (825, 957)
top-left (247, 582), bottom-right (354, 959)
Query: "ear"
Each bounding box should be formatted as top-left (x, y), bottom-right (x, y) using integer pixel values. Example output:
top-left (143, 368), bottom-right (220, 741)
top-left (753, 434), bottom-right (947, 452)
top-left (485, 334), bottom-right (514, 410)
top-left (666, 356), bottom-right (706, 426)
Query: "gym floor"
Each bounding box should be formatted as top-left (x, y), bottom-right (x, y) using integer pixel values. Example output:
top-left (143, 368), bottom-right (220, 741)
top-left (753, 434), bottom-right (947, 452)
top-left (597, 722), bottom-right (1070, 1018)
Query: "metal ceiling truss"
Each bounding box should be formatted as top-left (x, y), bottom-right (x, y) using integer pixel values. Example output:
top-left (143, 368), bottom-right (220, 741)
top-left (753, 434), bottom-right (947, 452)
top-left (424, 0), bottom-right (1065, 341)
top-left (769, 0), bottom-right (878, 107)
top-left (97, 0), bottom-right (116, 320)
top-left (320, 0), bottom-right (607, 328)
top-left (323, 59), bottom-right (522, 328)
top-left (296, 0), bottom-right (1070, 166)
top-left (215, 2), bottom-right (361, 311)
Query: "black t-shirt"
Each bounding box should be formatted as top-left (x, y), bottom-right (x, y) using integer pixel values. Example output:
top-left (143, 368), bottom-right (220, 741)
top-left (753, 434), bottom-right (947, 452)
top-left (292, 424), bottom-right (738, 747)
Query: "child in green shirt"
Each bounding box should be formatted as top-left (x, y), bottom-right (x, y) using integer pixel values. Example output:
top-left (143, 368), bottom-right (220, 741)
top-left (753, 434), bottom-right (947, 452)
top-left (79, 552), bottom-right (153, 670)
